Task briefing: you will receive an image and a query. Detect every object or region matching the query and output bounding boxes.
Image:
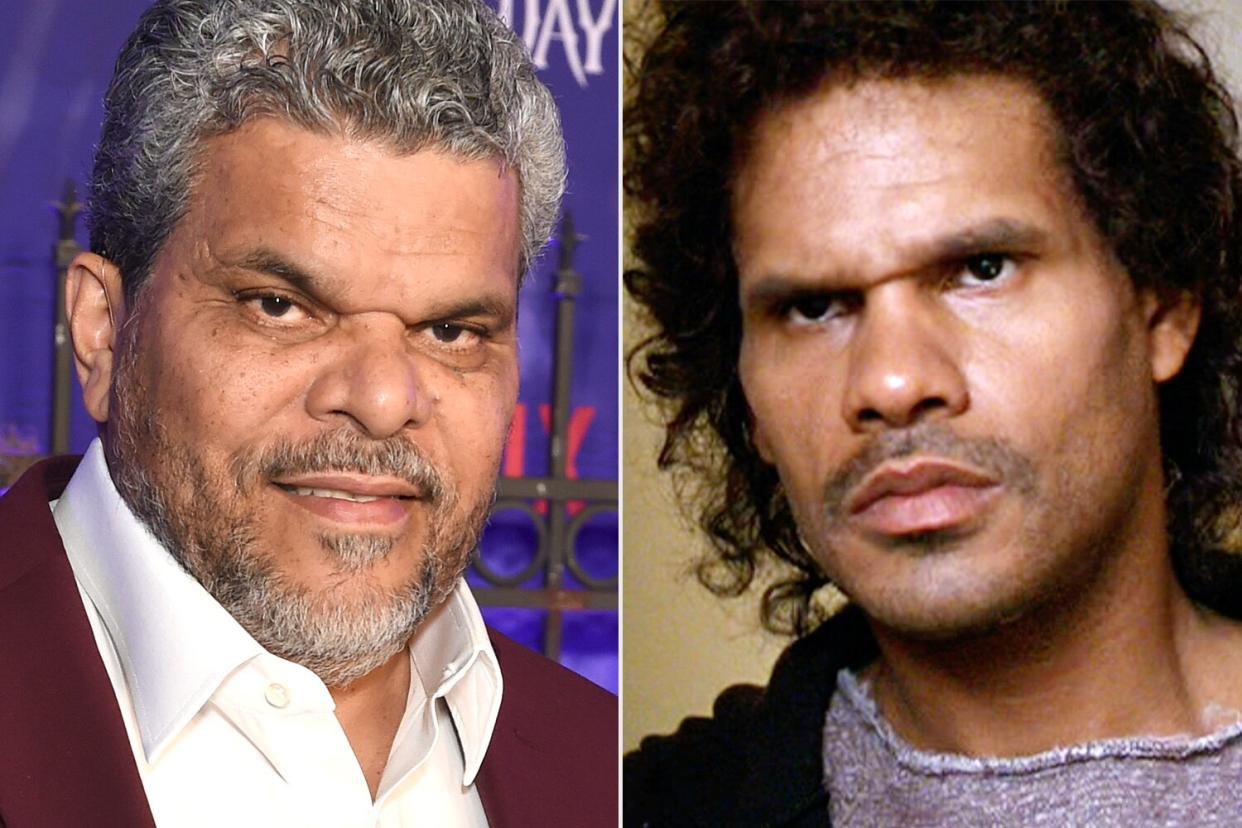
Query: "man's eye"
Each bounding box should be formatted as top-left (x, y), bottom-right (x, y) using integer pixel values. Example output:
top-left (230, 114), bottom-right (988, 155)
top-left (432, 323), bottom-right (464, 342)
top-left (785, 295), bottom-right (851, 325)
top-left (959, 254), bottom-right (1015, 286)
top-left (259, 295), bottom-right (295, 317)
top-left (425, 322), bottom-right (482, 349)
top-left (238, 292), bottom-right (311, 324)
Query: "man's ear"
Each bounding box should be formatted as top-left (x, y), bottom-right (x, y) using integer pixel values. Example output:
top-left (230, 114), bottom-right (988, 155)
top-left (1144, 288), bottom-right (1201, 384)
top-left (66, 253), bottom-right (126, 423)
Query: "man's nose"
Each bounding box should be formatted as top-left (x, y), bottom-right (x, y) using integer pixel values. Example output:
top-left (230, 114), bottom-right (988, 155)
top-left (304, 315), bottom-right (432, 439)
top-left (841, 289), bottom-right (969, 432)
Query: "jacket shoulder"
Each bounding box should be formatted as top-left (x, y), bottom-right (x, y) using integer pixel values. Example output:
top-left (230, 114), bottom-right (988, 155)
top-left (0, 455), bottom-right (156, 827)
top-left (487, 627), bottom-right (617, 738)
top-left (624, 681), bottom-right (766, 827)
top-left (623, 606), bottom-right (877, 827)
top-left (480, 629), bottom-right (617, 826)
top-left (0, 456), bottom-right (80, 590)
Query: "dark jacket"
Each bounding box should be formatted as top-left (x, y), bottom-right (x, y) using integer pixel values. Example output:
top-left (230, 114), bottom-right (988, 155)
top-left (0, 456), bottom-right (617, 828)
top-left (624, 606), bottom-right (878, 827)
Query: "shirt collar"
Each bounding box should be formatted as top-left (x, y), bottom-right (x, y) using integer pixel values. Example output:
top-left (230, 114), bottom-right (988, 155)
top-left (408, 581), bottom-right (503, 785)
top-left (53, 439), bottom-right (265, 762)
top-left (53, 439), bottom-right (503, 782)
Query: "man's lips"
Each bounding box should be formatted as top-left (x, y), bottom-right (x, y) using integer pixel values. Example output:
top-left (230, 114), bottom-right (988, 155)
top-left (844, 459), bottom-right (1000, 537)
top-left (271, 474), bottom-right (423, 526)
top-left (273, 474), bottom-right (423, 499)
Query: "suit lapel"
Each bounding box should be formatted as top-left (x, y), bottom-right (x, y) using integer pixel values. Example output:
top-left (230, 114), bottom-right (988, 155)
top-left (474, 628), bottom-right (618, 827)
top-left (475, 643), bottom-right (552, 828)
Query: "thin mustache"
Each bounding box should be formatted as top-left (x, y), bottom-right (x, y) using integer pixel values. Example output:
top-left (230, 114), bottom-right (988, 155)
top-left (821, 425), bottom-right (1036, 522)
top-left (233, 429), bottom-right (447, 504)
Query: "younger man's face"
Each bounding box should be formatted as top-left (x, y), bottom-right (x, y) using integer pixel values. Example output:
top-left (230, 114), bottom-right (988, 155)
top-left (734, 75), bottom-right (1197, 640)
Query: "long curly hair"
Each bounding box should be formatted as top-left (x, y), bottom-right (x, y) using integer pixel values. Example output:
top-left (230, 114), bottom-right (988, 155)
top-left (625, 1), bottom-right (1242, 635)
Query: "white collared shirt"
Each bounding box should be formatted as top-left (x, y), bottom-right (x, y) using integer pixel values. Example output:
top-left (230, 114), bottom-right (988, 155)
top-left (52, 439), bottom-right (500, 827)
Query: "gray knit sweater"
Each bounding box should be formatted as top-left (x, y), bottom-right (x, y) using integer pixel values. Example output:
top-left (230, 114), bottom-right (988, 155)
top-left (824, 669), bottom-right (1242, 827)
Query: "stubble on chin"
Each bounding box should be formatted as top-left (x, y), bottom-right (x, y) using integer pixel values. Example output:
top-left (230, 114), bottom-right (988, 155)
top-left (803, 424), bottom-right (1048, 641)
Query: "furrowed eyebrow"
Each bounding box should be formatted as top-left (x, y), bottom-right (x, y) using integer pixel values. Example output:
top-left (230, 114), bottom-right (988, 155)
top-left (228, 249), bottom-right (324, 294)
top-left (920, 218), bottom-right (1049, 263)
top-left (424, 297), bottom-right (517, 328)
top-left (225, 247), bottom-right (516, 326)
top-left (740, 278), bottom-right (830, 313)
top-left (739, 217), bottom-right (1050, 309)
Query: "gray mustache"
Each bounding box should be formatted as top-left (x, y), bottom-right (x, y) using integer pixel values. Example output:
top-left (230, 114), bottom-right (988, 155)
top-left (232, 428), bottom-right (448, 504)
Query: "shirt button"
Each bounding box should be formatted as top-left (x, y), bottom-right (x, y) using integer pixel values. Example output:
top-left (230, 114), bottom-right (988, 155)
top-left (264, 682), bottom-right (290, 709)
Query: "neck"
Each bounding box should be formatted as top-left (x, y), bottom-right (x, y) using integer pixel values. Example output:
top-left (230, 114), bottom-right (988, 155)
top-left (867, 509), bottom-right (1242, 758)
top-left (330, 647), bottom-right (411, 800)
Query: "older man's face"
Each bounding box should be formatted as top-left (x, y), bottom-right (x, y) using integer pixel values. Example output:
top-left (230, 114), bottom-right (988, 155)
top-left (734, 76), bottom-right (1197, 641)
top-left (101, 118), bottom-right (520, 685)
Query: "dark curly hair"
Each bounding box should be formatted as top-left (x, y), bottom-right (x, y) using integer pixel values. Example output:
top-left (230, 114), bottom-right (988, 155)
top-left (625, 1), bottom-right (1242, 635)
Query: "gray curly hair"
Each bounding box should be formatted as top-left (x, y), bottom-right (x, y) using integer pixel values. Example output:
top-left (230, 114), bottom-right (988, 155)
top-left (90, 0), bottom-right (565, 302)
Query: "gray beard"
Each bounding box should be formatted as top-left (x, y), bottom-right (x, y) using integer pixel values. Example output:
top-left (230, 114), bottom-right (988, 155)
top-left (105, 337), bottom-right (490, 688)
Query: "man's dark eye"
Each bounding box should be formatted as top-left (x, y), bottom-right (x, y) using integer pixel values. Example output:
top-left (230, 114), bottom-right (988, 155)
top-left (963, 255), bottom-right (1010, 283)
top-left (432, 323), bottom-right (464, 342)
top-left (792, 297), bottom-right (833, 321)
top-left (784, 294), bottom-right (852, 325)
top-left (259, 295), bottom-right (294, 317)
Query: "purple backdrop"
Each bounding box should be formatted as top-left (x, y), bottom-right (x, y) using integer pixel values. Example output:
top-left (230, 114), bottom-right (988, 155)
top-left (0, 0), bottom-right (617, 691)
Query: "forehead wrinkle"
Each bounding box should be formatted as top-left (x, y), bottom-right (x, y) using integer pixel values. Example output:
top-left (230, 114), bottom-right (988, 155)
top-left (302, 196), bottom-right (495, 260)
top-left (741, 74), bottom-right (1060, 193)
top-left (735, 77), bottom-right (1075, 285)
top-left (225, 247), bottom-right (324, 294)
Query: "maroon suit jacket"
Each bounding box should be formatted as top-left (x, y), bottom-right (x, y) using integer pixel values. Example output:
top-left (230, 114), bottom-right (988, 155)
top-left (0, 457), bottom-right (617, 827)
